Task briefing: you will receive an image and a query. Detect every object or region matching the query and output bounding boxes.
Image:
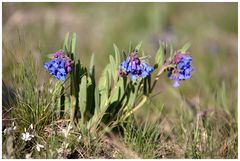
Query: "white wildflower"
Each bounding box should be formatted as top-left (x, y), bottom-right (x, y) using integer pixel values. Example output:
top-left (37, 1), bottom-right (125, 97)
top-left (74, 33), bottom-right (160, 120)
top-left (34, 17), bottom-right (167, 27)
top-left (36, 143), bottom-right (44, 152)
top-left (21, 128), bottom-right (34, 141)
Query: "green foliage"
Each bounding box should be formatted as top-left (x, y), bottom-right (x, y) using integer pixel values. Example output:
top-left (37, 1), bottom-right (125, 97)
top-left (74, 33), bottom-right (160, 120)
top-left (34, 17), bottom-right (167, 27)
top-left (155, 41), bottom-right (166, 68)
top-left (60, 34), bottom-right (155, 135)
top-left (179, 42), bottom-right (191, 53)
top-left (2, 31), bottom-right (237, 158)
top-left (57, 35), bottom-right (200, 137)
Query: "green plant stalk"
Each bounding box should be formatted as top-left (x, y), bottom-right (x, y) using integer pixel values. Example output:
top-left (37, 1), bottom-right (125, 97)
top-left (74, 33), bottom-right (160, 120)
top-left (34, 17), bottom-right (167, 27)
top-left (150, 64), bottom-right (175, 92)
top-left (122, 95), bottom-right (147, 120)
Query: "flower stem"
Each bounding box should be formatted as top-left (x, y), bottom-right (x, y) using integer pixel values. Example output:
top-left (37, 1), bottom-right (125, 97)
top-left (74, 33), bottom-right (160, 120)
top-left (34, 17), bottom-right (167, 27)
top-left (150, 64), bottom-right (175, 93)
top-left (123, 95), bottom-right (147, 120)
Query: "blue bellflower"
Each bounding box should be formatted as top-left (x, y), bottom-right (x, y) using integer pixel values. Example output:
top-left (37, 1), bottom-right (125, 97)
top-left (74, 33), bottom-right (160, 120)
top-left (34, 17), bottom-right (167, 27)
top-left (168, 52), bottom-right (193, 87)
top-left (44, 58), bottom-right (67, 81)
top-left (119, 51), bottom-right (154, 81)
top-left (44, 50), bottom-right (73, 81)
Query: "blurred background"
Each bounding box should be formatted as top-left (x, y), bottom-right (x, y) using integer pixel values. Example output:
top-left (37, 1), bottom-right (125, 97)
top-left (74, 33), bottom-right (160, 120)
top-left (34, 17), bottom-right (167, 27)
top-left (3, 1), bottom-right (237, 144)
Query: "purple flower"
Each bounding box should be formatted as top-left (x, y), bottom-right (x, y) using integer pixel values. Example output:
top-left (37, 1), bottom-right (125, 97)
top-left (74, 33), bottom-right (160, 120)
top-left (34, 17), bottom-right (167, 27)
top-left (119, 50), bottom-right (154, 81)
top-left (44, 50), bottom-right (73, 81)
top-left (168, 52), bottom-right (193, 87)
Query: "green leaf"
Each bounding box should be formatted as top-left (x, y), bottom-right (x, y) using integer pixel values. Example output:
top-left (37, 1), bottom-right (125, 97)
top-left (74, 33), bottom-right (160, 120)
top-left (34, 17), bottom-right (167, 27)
top-left (155, 41), bottom-right (165, 67)
top-left (98, 65), bottom-right (110, 108)
top-left (63, 32), bottom-right (69, 52)
top-left (113, 44), bottom-right (120, 66)
top-left (79, 75), bottom-right (87, 121)
top-left (71, 33), bottom-right (77, 59)
top-left (110, 82), bottom-right (120, 104)
top-left (118, 77), bottom-right (125, 98)
top-left (180, 42), bottom-right (191, 53)
top-left (94, 87), bottom-right (100, 113)
top-left (99, 65), bottom-right (108, 90)
top-left (135, 41), bottom-right (143, 51)
top-left (105, 70), bottom-right (109, 100)
top-left (86, 77), bottom-right (95, 118)
top-left (109, 55), bottom-right (117, 81)
top-left (89, 53), bottom-right (95, 78)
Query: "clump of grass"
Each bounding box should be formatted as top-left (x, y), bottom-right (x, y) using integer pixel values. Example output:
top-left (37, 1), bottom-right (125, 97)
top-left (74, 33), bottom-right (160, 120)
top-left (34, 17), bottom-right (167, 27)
top-left (2, 51), bottom-right (64, 158)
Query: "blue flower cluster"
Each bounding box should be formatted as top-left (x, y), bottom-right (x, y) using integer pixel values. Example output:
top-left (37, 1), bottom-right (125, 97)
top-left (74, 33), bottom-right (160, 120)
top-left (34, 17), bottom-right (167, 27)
top-left (119, 51), bottom-right (154, 81)
top-left (168, 52), bottom-right (193, 87)
top-left (44, 50), bottom-right (72, 81)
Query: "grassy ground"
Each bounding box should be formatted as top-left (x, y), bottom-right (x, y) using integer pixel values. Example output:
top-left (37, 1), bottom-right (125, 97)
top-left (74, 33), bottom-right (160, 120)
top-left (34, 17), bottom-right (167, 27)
top-left (2, 3), bottom-right (238, 159)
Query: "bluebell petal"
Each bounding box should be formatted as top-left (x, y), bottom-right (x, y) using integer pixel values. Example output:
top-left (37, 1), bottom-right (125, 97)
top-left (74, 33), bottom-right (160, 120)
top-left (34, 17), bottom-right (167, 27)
top-left (173, 80), bottom-right (180, 88)
top-left (141, 71), bottom-right (149, 78)
top-left (179, 74), bottom-right (185, 80)
top-left (184, 74), bottom-right (191, 79)
top-left (178, 62), bottom-right (185, 69)
top-left (131, 74), bottom-right (137, 81)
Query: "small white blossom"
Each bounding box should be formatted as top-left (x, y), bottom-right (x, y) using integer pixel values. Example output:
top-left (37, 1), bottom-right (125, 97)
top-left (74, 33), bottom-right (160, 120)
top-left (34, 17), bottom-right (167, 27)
top-left (21, 130), bottom-right (34, 141)
top-left (36, 143), bottom-right (44, 152)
